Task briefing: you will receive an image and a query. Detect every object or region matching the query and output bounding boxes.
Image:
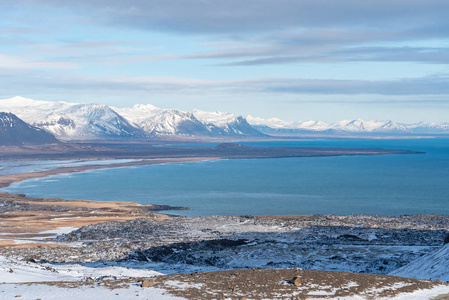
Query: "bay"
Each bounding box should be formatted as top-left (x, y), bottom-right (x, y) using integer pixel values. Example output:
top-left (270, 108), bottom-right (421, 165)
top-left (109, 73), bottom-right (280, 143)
top-left (3, 138), bottom-right (449, 216)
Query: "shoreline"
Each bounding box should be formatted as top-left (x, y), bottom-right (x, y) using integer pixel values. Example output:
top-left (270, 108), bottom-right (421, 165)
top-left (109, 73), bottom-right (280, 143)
top-left (0, 156), bottom-right (217, 189)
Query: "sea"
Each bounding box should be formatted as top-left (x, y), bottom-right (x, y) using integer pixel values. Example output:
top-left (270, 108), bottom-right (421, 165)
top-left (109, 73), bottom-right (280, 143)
top-left (2, 138), bottom-right (449, 217)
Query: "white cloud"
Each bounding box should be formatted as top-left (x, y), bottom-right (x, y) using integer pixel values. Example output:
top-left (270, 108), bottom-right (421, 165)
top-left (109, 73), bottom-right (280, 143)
top-left (0, 54), bottom-right (79, 70)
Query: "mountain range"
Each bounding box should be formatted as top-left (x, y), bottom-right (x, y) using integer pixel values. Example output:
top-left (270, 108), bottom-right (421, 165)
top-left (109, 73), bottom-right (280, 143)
top-left (0, 96), bottom-right (448, 141)
top-left (0, 97), bottom-right (263, 141)
top-left (247, 115), bottom-right (449, 135)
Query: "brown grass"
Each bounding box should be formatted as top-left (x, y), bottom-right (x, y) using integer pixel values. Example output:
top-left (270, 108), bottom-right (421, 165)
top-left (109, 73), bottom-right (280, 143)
top-left (0, 193), bottom-right (170, 249)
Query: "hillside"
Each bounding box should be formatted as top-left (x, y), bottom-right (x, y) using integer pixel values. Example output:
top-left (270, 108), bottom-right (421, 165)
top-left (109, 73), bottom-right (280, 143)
top-left (0, 112), bottom-right (59, 146)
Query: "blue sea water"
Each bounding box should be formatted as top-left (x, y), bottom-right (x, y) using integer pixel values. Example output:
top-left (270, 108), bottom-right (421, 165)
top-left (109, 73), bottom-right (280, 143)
top-left (2, 138), bottom-right (449, 216)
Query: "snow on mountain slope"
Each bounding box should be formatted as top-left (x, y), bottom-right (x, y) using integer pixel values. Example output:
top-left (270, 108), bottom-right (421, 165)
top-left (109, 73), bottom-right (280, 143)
top-left (247, 115), bottom-right (330, 131)
top-left (0, 97), bottom-right (145, 140)
top-left (193, 110), bottom-right (265, 136)
top-left (405, 122), bottom-right (449, 133)
top-left (296, 120), bottom-right (330, 131)
top-left (389, 244), bottom-right (449, 281)
top-left (3, 96), bottom-right (447, 139)
top-left (115, 104), bottom-right (212, 136)
top-left (1, 97), bottom-right (263, 139)
top-left (246, 115), bottom-right (292, 129)
top-left (247, 115), bottom-right (418, 134)
top-left (0, 112), bottom-right (59, 145)
top-left (56, 103), bottom-right (145, 139)
top-left (192, 110), bottom-right (238, 127)
top-left (115, 105), bottom-right (264, 137)
top-left (330, 119), bottom-right (409, 133)
top-left (0, 96), bottom-right (70, 124)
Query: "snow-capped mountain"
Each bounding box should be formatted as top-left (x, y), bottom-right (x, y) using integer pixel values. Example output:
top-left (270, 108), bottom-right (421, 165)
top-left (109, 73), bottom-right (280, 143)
top-left (329, 119), bottom-right (409, 133)
top-left (114, 105), bottom-right (264, 137)
top-left (0, 97), bottom-right (145, 140)
top-left (404, 122), bottom-right (449, 133)
top-left (247, 115), bottom-right (330, 131)
top-left (0, 97), bottom-right (263, 140)
top-left (247, 115), bottom-right (449, 135)
top-left (0, 112), bottom-right (59, 146)
top-left (114, 104), bottom-right (212, 136)
top-left (2, 96), bottom-right (447, 140)
top-left (193, 110), bottom-right (265, 137)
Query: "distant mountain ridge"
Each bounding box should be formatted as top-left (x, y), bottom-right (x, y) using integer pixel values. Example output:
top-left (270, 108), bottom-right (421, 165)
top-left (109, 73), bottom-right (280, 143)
top-left (192, 109), bottom-right (264, 137)
top-left (0, 112), bottom-right (59, 146)
top-left (247, 115), bottom-right (449, 135)
top-left (0, 96), bottom-right (264, 140)
top-left (114, 105), bottom-right (263, 137)
top-left (1, 96), bottom-right (447, 141)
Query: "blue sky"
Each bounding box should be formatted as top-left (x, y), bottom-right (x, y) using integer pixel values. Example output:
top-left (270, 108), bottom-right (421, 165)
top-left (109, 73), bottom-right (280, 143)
top-left (1, 0), bottom-right (448, 122)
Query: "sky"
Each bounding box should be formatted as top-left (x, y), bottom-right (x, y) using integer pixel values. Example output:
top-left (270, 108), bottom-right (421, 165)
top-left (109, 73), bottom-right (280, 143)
top-left (0, 0), bottom-right (448, 123)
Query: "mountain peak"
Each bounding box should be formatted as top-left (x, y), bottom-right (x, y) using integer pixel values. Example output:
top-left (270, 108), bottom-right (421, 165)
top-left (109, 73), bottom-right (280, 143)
top-left (131, 103), bottom-right (159, 111)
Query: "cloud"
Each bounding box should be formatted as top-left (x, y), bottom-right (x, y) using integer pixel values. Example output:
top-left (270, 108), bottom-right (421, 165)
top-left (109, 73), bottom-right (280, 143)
top-left (0, 54), bottom-right (79, 69)
top-left (260, 76), bottom-right (449, 96)
top-left (1, 70), bottom-right (449, 100)
top-left (220, 46), bottom-right (449, 66)
top-left (3, 1), bottom-right (449, 67)
top-left (9, 0), bottom-right (448, 35)
top-left (0, 26), bottom-right (42, 35)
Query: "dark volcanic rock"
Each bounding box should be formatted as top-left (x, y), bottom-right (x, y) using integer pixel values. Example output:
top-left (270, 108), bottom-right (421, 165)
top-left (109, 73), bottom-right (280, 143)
top-left (4, 215), bottom-right (449, 275)
top-left (444, 233), bottom-right (449, 244)
top-left (132, 239), bottom-right (248, 267)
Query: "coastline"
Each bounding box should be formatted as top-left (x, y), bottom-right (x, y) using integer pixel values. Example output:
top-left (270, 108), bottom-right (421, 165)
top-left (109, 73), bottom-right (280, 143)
top-left (0, 156), bottom-right (217, 189)
top-left (0, 156), bottom-right (212, 249)
top-left (0, 140), bottom-right (423, 194)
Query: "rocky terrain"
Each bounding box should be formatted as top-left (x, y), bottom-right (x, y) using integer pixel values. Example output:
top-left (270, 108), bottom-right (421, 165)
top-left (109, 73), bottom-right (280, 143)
top-left (2, 213), bottom-right (449, 276)
top-left (1, 193), bottom-right (449, 298)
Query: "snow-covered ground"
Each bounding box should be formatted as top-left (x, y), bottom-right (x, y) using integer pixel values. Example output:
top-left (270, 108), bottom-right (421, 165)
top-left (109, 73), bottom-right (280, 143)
top-left (1, 214), bottom-right (449, 299)
top-left (0, 256), bottom-right (162, 283)
top-left (390, 244), bottom-right (449, 281)
top-left (2, 254), bottom-right (449, 300)
top-left (2, 280), bottom-right (449, 300)
top-left (0, 282), bottom-right (186, 300)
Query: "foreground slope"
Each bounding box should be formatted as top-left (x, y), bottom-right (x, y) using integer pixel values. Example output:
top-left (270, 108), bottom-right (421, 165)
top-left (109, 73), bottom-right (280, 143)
top-left (390, 244), bottom-right (449, 281)
top-left (2, 266), bottom-right (449, 300)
